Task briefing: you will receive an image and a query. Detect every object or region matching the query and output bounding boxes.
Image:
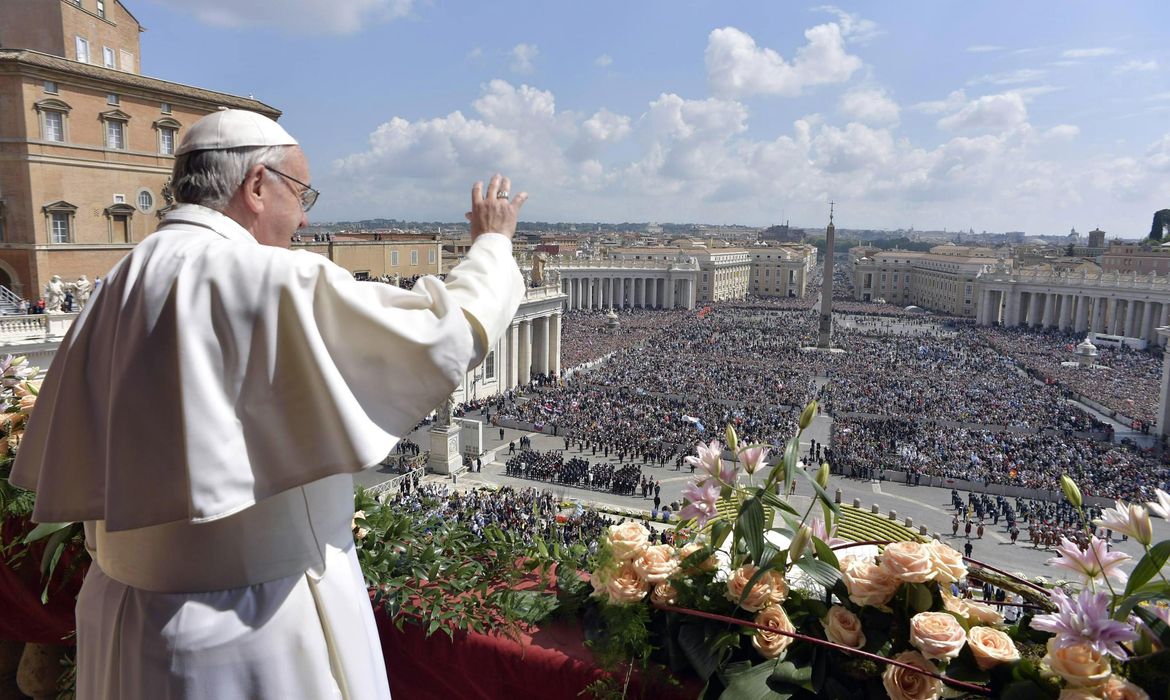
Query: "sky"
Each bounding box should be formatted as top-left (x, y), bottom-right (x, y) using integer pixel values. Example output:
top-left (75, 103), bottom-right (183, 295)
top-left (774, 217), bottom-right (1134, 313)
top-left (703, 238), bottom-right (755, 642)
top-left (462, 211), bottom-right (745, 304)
top-left (131, 0), bottom-right (1170, 236)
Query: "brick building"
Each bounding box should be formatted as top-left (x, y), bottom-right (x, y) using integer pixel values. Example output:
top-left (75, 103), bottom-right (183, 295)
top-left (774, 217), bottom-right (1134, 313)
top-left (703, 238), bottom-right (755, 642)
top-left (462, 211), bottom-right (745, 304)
top-left (0, 0), bottom-right (278, 299)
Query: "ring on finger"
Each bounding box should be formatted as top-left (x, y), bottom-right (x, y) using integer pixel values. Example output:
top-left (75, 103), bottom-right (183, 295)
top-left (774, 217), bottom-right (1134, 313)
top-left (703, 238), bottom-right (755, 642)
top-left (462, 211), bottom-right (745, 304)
top-left (496, 190), bottom-right (510, 199)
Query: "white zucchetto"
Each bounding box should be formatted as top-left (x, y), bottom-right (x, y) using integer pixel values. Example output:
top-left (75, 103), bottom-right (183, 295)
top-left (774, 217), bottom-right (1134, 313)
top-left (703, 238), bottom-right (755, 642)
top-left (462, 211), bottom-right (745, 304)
top-left (176, 108), bottom-right (298, 155)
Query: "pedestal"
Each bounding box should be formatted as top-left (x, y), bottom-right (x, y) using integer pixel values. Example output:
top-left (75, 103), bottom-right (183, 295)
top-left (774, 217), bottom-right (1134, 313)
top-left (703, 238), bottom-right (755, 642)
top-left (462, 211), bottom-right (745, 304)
top-left (428, 424), bottom-right (462, 475)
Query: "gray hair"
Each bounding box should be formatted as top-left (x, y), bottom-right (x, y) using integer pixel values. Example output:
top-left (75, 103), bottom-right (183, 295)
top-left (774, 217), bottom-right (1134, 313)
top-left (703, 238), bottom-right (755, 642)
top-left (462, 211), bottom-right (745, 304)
top-left (170, 145), bottom-right (294, 211)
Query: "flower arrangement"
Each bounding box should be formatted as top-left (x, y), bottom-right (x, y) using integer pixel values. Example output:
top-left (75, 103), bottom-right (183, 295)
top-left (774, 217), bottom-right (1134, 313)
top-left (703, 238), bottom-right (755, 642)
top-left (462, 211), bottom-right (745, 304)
top-left (583, 400), bottom-right (1170, 699)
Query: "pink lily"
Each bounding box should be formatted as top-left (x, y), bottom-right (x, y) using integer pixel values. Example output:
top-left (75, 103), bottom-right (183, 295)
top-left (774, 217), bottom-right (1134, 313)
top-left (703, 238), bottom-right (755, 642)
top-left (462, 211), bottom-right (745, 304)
top-left (679, 480), bottom-right (722, 528)
top-left (1047, 536), bottom-right (1131, 585)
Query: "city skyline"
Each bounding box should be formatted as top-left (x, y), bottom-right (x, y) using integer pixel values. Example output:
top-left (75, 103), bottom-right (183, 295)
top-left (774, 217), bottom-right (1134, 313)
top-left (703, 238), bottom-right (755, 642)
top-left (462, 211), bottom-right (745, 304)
top-left (133, 1), bottom-right (1170, 236)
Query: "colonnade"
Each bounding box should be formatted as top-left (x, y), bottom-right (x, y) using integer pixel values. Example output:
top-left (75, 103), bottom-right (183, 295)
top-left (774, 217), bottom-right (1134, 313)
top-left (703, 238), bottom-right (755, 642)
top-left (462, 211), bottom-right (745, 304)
top-left (978, 287), bottom-right (1170, 343)
top-left (501, 311), bottom-right (562, 389)
top-left (560, 275), bottom-right (696, 311)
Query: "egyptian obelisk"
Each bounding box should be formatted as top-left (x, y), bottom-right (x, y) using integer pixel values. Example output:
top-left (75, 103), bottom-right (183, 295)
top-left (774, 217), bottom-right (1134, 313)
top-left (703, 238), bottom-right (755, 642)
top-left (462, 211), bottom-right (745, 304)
top-left (817, 203), bottom-right (835, 349)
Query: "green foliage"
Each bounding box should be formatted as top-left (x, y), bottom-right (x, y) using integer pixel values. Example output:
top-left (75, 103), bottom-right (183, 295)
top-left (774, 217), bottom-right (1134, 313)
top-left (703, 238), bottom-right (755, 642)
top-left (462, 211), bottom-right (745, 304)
top-left (1124, 540), bottom-right (1170, 597)
top-left (354, 486), bottom-right (580, 641)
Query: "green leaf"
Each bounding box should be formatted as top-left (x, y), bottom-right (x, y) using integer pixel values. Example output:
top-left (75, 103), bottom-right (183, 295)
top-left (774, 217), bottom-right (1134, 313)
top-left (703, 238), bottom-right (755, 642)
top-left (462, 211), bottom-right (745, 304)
top-left (907, 582), bottom-right (934, 613)
top-left (1124, 540), bottom-right (1170, 597)
top-left (1113, 581), bottom-right (1170, 621)
top-left (738, 497), bottom-right (766, 566)
top-left (758, 490), bottom-right (801, 517)
top-left (712, 519), bottom-right (733, 550)
top-left (794, 556), bottom-right (841, 590)
top-left (1134, 605), bottom-right (1170, 648)
top-left (719, 660), bottom-right (791, 700)
top-left (22, 521), bottom-right (73, 544)
top-left (679, 621), bottom-right (723, 682)
top-left (794, 463), bottom-right (840, 518)
top-left (811, 536), bottom-right (839, 570)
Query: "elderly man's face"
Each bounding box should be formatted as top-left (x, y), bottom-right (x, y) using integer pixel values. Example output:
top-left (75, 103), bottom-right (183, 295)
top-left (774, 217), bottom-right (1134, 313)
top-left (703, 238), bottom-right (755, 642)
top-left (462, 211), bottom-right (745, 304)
top-left (255, 147), bottom-right (311, 248)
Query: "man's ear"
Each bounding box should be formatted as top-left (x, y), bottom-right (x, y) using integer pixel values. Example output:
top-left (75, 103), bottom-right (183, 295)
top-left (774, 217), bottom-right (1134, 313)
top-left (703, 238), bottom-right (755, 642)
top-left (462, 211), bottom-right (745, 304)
top-left (240, 164), bottom-right (268, 214)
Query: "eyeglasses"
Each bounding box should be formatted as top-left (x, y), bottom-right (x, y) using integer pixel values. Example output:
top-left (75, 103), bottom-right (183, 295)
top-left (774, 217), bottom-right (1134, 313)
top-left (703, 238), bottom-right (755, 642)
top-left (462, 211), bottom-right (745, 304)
top-left (264, 165), bottom-right (319, 212)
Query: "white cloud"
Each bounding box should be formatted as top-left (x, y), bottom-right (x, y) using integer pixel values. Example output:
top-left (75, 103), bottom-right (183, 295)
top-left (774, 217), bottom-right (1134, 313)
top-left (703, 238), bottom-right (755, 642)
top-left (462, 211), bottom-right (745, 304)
top-left (1115, 59), bottom-right (1158, 74)
top-left (966, 45), bottom-right (1004, 53)
top-left (811, 6), bottom-right (880, 42)
top-left (812, 122), bottom-right (895, 173)
top-left (937, 93), bottom-right (1028, 132)
top-left (1043, 124), bottom-right (1080, 141)
top-left (838, 88), bottom-right (900, 125)
top-left (148, 0), bottom-right (412, 34)
top-left (911, 90), bottom-right (967, 115)
top-left (705, 25), bottom-right (862, 98)
top-left (595, 54), bottom-right (613, 68)
top-left (969, 68), bottom-right (1046, 86)
top-left (510, 43), bottom-right (539, 74)
top-left (1062, 47), bottom-right (1120, 58)
top-left (466, 47), bottom-right (483, 60)
top-left (329, 77), bottom-right (1170, 237)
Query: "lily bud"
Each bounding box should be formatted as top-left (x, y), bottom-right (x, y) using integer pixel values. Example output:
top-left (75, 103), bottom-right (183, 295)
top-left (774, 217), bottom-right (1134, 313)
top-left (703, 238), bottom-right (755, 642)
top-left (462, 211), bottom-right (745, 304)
top-left (817, 463), bottom-right (830, 489)
top-left (799, 401), bottom-right (817, 430)
top-left (725, 423), bottom-right (739, 454)
top-left (789, 525), bottom-right (812, 559)
top-left (1060, 474), bottom-right (1083, 509)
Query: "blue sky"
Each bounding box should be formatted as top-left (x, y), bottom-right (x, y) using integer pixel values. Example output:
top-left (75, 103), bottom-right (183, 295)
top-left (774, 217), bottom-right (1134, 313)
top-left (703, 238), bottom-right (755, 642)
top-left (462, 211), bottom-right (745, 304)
top-left (135, 1), bottom-right (1170, 236)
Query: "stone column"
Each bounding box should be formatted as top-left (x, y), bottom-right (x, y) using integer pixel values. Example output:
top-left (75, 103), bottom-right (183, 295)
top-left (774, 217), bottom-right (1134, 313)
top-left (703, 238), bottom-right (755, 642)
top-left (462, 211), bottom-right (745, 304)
top-left (648, 278), bottom-right (657, 308)
top-left (1074, 296), bottom-right (1090, 333)
top-left (1142, 301), bottom-right (1158, 342)
top-left (549, 312), bottom-right (561, 376)
top-left (1028, 293), bottom-right (1044, 327)
top-left (1158, 327), bottom-right (1170, 438)
top-left (1125, 299), bottom-right (1137, 338)
top-left (1004, 290), bottom-right (1021, 326)
top-left (1059, 293), bottom-right (1073, 331)
top-left (507, 322), bottom-right (519, 388)
top-left (518, 320), bottom-right (531, 385)
top-left (533, 315), bottom-right (549, 376)
top-left (637, 278), bottom-right (646, 307)
top-left (665, 278), bottom-right (675, 309)
top-left (977, 289), bottom-right (990, 325)
top-left (1106, 298), bottom-right (1120, 335)
top-left (1043, 293), bottom-right (1056, 328)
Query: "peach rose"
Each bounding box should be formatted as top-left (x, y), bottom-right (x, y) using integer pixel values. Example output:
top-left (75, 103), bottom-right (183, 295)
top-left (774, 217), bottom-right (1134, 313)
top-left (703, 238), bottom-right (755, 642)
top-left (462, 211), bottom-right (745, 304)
top-left (880, 541), bottom-right (937, 584)
top-left (589, 566), bottom-right (611, 597)
top-left (605, 521), bottom-right (649, 561)
top-left (940, 589), bottom-right (969, 616)
top-left (632, 544), bottom-right (679, 583)
top-left (751, 605), bottom-right (795, 659)
top-left (926, 541), bottom-right (968, 585)
top-left (1044, 639), bottom-right (1112, 688)
top-left (726, 565), bottom-right (778, 612)
top-left (1101, 677), bottom-right (1150, 700)
top-left (823, 605), bottom-right (866, 649)
top-left (761, 569), bottom-right (790, 605)
top-left (351, 510), bottom-right (369, 540)
top-left (882, 650), bottom-right (942, 700)
top-left (604, 561), bottom-right (651, 605)
top-left (840, 555), bottom-right (899, 607)
top-left (678, 542), bottom-right (717, 572)
top-left (651, 581), bottom-right (679, 606)
top-left (1058, 690), bottom-right (1101, 700)
top-left (909, 612), bottom-right (967, 661)
top-left (964, 599), bottom-right (1005, 626)
top-left (968, 626), bottom-right (1020, 670)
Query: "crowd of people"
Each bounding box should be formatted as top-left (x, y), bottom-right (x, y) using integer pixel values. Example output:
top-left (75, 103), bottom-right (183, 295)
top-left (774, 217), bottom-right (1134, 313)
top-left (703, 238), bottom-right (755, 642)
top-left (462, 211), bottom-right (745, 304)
top-left (976, 325), bottom-right (1161, 425)
top-left (386, 484), bottom-right (618, 549)
top-left (477, 284), bottom-right (1168, 521)
top-left (834, 417), bottom-right (1167, 502)
top-left (503, 449), bottom-right (642, 495)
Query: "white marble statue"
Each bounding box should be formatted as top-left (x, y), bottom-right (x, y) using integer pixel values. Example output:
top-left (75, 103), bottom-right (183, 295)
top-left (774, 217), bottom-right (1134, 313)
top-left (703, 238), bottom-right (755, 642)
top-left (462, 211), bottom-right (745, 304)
top-left (72, 275), bottom-right (92, 310)
top-left (43, 275), bottom-right (65, 313)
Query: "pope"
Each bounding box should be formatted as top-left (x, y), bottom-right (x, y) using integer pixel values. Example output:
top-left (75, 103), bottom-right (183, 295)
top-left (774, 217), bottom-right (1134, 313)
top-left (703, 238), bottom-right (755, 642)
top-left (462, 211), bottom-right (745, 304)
top-left (10, 109), bottom-right (528, 699)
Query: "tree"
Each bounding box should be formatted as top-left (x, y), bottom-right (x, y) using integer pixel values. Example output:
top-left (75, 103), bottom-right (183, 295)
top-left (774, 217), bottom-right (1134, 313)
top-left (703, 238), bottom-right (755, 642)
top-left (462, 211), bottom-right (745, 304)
top-left (1150, 209), bottom-right (1170, 241)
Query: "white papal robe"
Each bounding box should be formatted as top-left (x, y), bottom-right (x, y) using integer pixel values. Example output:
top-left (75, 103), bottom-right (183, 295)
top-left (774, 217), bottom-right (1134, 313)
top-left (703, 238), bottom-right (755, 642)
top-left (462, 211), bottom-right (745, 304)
top-left (10, 204), bottom-right (525, 699)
